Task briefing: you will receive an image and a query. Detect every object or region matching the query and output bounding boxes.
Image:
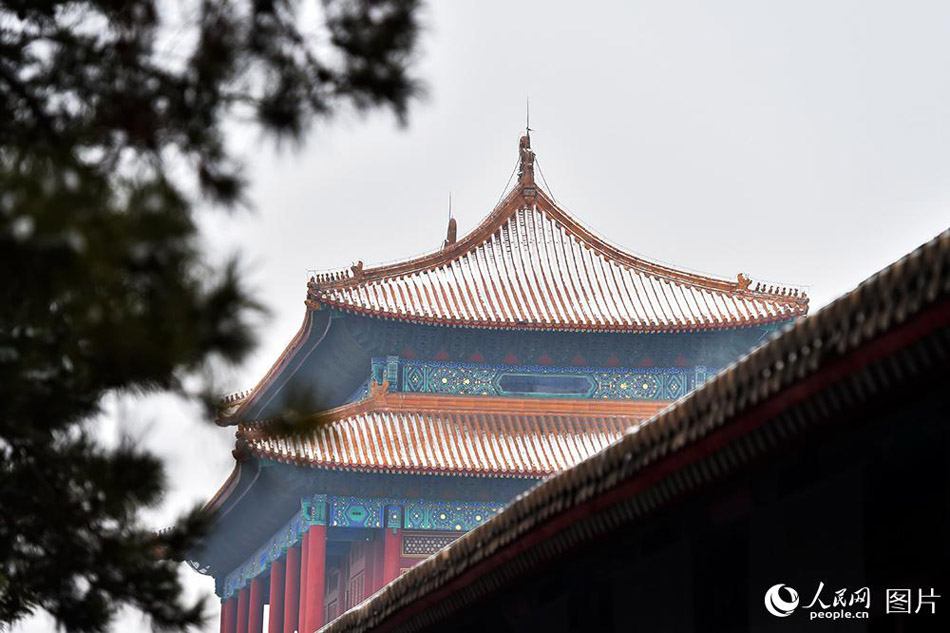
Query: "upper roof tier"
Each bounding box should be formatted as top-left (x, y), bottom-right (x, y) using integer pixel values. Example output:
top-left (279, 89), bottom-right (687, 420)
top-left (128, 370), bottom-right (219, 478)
top-left (307, 135), bottom-right (808, 332)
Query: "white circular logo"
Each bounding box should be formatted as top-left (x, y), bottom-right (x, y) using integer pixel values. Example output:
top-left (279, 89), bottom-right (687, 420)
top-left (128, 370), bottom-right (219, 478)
top-left (765, 584), bottom-right (800, 617)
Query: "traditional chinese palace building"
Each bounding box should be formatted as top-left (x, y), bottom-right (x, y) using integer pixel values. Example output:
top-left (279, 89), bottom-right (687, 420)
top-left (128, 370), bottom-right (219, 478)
top-left (192, 135), bottom-right (809, 633)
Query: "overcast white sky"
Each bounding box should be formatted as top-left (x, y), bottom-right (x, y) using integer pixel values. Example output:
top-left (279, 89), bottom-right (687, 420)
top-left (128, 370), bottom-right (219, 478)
top-left (17, 1), bottom-right (950, 631)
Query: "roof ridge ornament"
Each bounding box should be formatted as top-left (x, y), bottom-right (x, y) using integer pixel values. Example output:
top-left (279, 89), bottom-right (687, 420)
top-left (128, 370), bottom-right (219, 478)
top-left (443, 192), bottom-right (456, 249)
top-left (518, 134), bottom-right (536, 196)
top-left (369, 379), bottom-right (390, 399)
top-left (443, 216), bottom-right (457, 249)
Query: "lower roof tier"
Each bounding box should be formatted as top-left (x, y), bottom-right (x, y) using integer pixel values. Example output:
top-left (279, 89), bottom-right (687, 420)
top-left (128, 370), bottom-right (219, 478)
top-left (241, 388), bottom-right (670, 478)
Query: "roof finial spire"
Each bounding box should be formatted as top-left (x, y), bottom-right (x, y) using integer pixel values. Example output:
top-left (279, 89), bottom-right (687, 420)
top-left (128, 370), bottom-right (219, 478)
top-left (526, 96), bottom-right (531, 139)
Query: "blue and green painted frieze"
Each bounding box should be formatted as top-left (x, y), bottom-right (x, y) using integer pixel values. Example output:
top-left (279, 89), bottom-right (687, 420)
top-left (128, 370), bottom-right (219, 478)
top-left (358, 356), bottom-right (712, 401)
top-left (219, 494), bottom-right (326, 599)
top-left (218, 494), bottom-right (504, 599)
top-left (329, 496), bottom-right (502, 532)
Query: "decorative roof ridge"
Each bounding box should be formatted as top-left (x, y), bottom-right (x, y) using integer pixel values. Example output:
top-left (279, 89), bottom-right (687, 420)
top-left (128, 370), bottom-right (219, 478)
top-left (214, 307), bottom-right (331, 426)
top-left (532, 191), bottom-right (807, 304)
top-left (199, 461), bottom-right (242, 516)
top-left (307, 137), bottom-right (807, 308)
top-left (242, 383), bottom-right (673, 437)
top-left (307, 184), bottom-right (524, 288)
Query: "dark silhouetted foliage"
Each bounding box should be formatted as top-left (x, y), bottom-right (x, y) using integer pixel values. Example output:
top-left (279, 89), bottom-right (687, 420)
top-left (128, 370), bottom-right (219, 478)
top-left (0, 1), bottom-right (421, 630)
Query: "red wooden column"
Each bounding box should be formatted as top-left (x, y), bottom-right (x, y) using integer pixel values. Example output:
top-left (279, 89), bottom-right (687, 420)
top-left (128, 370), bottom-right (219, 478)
top-left (235, 587), bottom-right (249, 633)
top-left (298, 534), bottom-right (310, 633)
top-left (268, 558), bottom-right (286, 633)
top-left (299, 496), bottom-right (328, 633)
top-left (220, 597), bottom-right (237, 633)
top-left (283, 545), bottom-right (301, 633)
top-left (382, 505), bottom-right (403, 585)
top-left (303, 525), bottom-right (327, 632)
top-left (248, 576), bottom-right (266, 633)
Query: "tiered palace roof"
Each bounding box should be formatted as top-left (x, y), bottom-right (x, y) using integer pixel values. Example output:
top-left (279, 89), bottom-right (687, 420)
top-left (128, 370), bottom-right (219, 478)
top-left (218, 136), bottom-right (808, 470)
top-left (219, 135), bottom-right (807, 427)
